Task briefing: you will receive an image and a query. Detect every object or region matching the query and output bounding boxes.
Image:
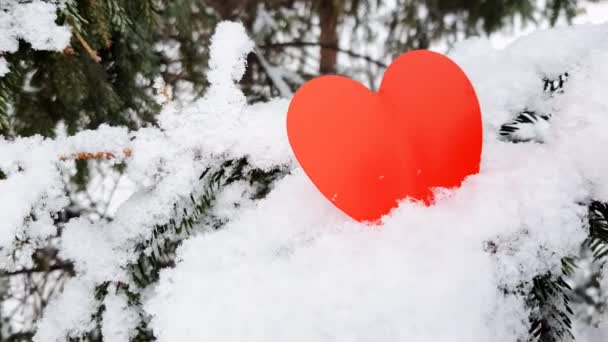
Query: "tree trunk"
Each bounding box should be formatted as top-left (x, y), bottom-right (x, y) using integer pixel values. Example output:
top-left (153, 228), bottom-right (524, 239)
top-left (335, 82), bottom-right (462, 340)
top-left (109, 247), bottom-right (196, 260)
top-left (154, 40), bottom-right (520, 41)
top-left (318, 0), bottom-right (341, 74)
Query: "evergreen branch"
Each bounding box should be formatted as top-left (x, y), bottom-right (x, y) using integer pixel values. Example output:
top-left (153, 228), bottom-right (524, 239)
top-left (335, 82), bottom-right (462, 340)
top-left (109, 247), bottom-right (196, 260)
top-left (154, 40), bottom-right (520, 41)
top-left (106, 0), bottom-right (134, 34)
top-left (508, 71), bottom-right (586, 342)
top-left (60, 0), bottom-right (90, 34)
top-left (3, 331), bottom-right (35, 342)
top-left (499, 73), bottom-right (568, 143)
top-left (543, 73), bottom-right (569, 93)
top-left (129, 158), bottom-right (287, 288)
top-left (0, 262), bottom-right (74, 277)
top-left (0, 60), bottom-right (21, 135)
top-left (499, 110), bottom-right (551, 143)
top-left (526, 201), bottom-right (608, 342)
top-left (122, 158), bottom-right (287, 340)
top-left (586, 201), bottom-right (608, 262)
top-left (528, 271), bottom-right (574, 342)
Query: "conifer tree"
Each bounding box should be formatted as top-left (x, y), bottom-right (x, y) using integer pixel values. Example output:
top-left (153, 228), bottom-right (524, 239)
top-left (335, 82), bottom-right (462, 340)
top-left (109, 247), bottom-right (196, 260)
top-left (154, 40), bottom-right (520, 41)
top-left (0, 0), bottom-right (585, 137)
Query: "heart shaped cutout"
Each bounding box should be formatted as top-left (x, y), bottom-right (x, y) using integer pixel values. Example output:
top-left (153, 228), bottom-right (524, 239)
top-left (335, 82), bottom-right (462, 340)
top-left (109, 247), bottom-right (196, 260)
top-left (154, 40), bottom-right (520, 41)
top-left (287, 50), bottom-right (482, 222)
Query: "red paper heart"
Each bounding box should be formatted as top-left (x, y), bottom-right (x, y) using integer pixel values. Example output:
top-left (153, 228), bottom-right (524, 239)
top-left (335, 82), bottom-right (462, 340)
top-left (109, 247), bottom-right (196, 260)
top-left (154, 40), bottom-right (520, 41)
top-left (287, 50), bottom-right (482, 222)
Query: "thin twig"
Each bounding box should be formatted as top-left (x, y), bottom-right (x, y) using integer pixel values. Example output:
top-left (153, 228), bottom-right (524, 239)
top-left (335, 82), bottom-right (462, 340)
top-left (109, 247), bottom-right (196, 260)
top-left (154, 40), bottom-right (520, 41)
top-left (101, 173), bottom-right (123, 218)
top-left (74, 31), bottom-right (102, 63)
top-left (0, 262), bottom-right (74, 277)
top-left (259, 41), bottom-right (388, 68)
top-left (253, 48), bottom-right (293, 97)
top-left (59, 148), bottom-right (132, 161)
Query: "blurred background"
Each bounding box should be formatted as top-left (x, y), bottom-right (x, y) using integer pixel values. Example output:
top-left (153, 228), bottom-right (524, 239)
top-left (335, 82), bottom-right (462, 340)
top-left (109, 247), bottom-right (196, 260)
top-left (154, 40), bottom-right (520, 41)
top-left (0, 0), bottom-right (607, 340)
top-left (2, 0), bottom-right (608, 139)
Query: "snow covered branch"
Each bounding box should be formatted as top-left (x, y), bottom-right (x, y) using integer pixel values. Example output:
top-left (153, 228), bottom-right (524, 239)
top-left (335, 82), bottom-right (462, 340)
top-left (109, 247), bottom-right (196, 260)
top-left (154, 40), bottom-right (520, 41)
top-left (0, 1), bottom-right (71, 77)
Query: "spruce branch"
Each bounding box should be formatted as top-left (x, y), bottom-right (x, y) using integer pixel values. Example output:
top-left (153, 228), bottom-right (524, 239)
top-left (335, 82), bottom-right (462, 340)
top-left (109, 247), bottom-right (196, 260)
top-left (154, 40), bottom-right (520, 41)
top-left (526, 201), bottom-right (608, 342)
top-left (498, 71), bottom-right (594, 342)
top-left (586, 201), bottom-right (608, 262)
top-left (0, 60), bottom-right (22, 135)
top-left (528, 268), bottom-right (575, 342)
top-left (499, 72), bottom-right (568, 143)
top-left (128, 158), bottom-right (287, 288)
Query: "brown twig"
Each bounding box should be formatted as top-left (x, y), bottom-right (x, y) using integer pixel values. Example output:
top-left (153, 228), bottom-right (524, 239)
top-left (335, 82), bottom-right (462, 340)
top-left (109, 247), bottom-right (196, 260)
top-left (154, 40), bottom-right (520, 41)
top-left (59, 148), bottom-right (132, 161)
top-left (63, 46), bottom-right (76, 56)
top-left (74, 31), bottom-right (102, 63)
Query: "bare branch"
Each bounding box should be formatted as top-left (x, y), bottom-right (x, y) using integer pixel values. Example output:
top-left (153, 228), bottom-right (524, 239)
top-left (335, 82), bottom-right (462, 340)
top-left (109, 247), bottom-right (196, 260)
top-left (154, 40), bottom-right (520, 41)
top-left (59, 148), bottom-right (132, 162)
top-left (259, 41), bottom-right (388, 69)
top-left (74, 31), bottom-right (102, 63)
top-left (0, 262), bottom-right (74, 277)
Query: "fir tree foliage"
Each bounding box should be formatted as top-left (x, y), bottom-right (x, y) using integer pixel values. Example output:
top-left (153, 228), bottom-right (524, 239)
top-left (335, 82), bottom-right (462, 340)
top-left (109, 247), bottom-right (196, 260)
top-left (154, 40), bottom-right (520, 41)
top-left (53, 157), bottom-right (288, 341)
top-left (0, 0), bottom-right (593, 137)
top-left (0, 0), bottom-right (215, 137)
top-left (587, 202), bottom-right (608, 262)
top-left (526, 203), bottom-right (608, 342)
top-left (0, 0), bottom-right (163, 137)
top-left (130, 158), bottom-right (287, 289)
top-left (497, 70), bottom-right (608, 342)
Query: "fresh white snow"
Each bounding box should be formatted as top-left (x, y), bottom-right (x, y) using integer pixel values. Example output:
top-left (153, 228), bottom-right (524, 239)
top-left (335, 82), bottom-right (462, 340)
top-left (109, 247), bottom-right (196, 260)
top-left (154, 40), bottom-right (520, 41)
top-left (146, 23), bottom-right (608, 342)
top-left (0, 1), bottom-right (71, 77)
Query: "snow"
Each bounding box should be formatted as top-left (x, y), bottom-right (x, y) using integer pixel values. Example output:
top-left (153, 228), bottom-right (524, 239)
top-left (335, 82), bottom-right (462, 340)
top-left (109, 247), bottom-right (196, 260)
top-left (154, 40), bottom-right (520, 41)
top-left (489, 0), bottom-right (608, 49)
top-left (34, 278), bottom-right (96, 342)
top-left (0, 57), bottom-right (8, 76)
top-left (205, 21), bottom-right (254, 110)
top-left (0, 125), bottom-right (130, 268)
top-left (157, 22), bottom-right (291, 170)
top-left (102, 290), bottom-right (139, 342)
top-left (0, 1), bottom-right (71, 77)
top-left (144, 155), bottom-right (587, 341)
top-left (146, 22), bottom-right (608, 342)
top-left (1, 20), bottom-right (608, 341)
